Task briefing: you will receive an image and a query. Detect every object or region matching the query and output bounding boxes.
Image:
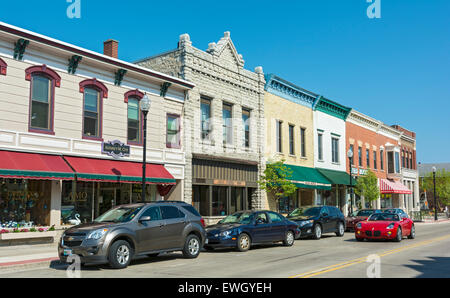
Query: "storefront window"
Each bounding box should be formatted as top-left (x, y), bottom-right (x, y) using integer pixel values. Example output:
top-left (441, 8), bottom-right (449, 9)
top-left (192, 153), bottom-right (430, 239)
top-left (381, 194), bottom-right (393, 209)
top-left (212, 186), bottom-right (228, 216)
top-left (230, 187), bottom-right (244, 214)
top-left (0, 179), bottom-right (51, 228)
top-left (193, 185), bottom-right (210, 216)
top-left (61, 181), bottom-right (93, 225)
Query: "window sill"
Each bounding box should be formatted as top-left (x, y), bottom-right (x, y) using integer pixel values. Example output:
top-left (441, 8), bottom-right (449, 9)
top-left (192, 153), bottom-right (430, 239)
top-left (28, 128), bottom-right (55, 136)
top-left (82, 135), bottom-right (103, 142)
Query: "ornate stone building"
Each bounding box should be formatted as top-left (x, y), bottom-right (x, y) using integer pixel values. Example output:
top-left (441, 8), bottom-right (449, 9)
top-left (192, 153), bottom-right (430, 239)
top-left (136, 32), bottom-right (266, 223)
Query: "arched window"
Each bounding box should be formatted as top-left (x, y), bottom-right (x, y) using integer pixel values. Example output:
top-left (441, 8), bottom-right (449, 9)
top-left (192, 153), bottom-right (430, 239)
top-left (79, 79), bottom-right (108, 140)
top-left (25, 65), bottom-right (61, 134)
top-left (124, 89), bottom-right (144, 145)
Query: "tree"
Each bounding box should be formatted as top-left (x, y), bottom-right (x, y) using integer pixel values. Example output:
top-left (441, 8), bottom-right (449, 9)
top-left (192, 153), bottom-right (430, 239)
top-left (355, 169), bottom-right (380, 208)
top-left (421, 169), bottom-right (450, 208)
top-left (258, 159), bottom-right (297, 209)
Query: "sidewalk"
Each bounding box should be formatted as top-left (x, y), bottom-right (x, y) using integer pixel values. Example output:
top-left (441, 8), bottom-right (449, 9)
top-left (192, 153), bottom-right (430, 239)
top-left (415, 218), bottom-right (450, 225)
top-left (0, 243), bottom-right (59, 272)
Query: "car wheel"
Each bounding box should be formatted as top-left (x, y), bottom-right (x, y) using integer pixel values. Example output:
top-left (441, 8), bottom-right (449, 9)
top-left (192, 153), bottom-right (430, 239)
top-left (283, 230), bottom-right (295, 246)
top-left (336, 222), bottom-right (345, 237)
top-left (312, 224), bottom-right (322, 240)
top-left (408, 225), bottom-right (416, 239)
top-left (394, 227), bottom-right (402, 242)
top-left (108, 240), bottom-right (133, 269)
top-left (182, 234), bottom-right (201, 259)
top-left (237, 233), bottom-right (251, 252)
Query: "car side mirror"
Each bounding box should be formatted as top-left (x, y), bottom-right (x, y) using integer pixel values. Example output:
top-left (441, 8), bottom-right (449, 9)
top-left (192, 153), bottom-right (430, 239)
top-left (139, 216), bottom-right (151, 223)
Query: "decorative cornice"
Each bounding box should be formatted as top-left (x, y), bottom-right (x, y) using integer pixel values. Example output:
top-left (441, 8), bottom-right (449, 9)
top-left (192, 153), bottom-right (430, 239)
top-left (68, 55), bottom-right (82, 74)
top-left (13, 38), bottom-right (29, 60)
top-left (264, 74), bottom-right (318, 108)
top-left (114, 68), bottom-right (127, 86)
top-left (314, 96), bottom-right (351, 120)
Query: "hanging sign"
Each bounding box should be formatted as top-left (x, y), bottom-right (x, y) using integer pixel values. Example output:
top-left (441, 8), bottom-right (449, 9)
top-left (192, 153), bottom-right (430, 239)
top-left (102, 140), bottom-right (130, 159)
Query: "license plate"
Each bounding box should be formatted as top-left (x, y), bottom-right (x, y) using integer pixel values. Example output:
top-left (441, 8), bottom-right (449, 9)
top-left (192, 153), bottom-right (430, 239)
top-left (205, 238), bottom-right (209, 244)
top-left (63, 249), bottom-right (73, 256)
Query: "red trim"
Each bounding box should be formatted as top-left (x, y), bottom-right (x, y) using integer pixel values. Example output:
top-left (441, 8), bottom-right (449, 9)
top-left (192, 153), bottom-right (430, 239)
top-left (25, 65), bottom-right (61, 87)
top-left (124, 89), bottom-right (144, 103)
top-left (79, 78), bottom-right (108, 98)
top-left (0, 57), bottom-right (7, 75)
top-left (27, 70), bottom-right (56, 135)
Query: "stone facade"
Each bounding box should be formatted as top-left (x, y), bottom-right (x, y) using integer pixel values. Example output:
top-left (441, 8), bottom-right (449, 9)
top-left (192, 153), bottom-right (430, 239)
top-left (136, 32), bottom-right (266, 212)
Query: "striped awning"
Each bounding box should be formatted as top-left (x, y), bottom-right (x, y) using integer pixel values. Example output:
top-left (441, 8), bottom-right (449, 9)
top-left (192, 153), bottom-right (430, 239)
top-left (380, 178), bottom-right (412, 194)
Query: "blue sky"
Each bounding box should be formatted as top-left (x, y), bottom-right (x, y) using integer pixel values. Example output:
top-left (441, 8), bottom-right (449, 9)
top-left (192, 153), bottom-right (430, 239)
top-left (0, 0), bottom-right (448, 163)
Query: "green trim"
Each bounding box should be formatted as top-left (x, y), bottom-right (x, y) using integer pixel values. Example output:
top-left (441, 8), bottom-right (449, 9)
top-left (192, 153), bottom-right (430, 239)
top-left (76, 173), bottom-right (176, 184)
top-left (0, 169), bottom-right (74, 179)
top-left (314, 96), bottom-right (351, 120)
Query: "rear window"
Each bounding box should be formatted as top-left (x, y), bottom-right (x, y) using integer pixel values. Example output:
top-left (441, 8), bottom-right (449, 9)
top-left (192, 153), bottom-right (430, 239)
top-left (180, 205), bottom-right (201, 217)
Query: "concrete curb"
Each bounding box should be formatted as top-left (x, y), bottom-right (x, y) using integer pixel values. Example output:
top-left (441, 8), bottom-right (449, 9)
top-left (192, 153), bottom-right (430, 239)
top-left (0, 257), bottom-right (60, 273)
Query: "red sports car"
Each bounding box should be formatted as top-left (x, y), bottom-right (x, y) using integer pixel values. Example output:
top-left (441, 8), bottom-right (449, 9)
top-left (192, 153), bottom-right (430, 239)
top-left (355, 212), bottom-right (415, 242)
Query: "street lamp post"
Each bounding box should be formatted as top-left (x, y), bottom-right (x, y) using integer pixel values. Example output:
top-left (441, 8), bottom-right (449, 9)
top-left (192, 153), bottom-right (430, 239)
top-left (347, 149), bottom-right (354, 215)
top-left (432, 166), bottom-right (437, 221)
top-left (140, 94), bottom-right (151, 203)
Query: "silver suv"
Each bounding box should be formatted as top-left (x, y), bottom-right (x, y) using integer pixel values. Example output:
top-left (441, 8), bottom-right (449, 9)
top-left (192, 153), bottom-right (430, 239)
top-left (58, 201), bottom-right (206, 269)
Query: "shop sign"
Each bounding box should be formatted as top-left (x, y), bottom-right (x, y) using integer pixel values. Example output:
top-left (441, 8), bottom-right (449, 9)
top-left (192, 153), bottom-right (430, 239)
top-left (213, 180), bottom-right (246, 187)
top-left (359, 168), bottom-right (368, 176)
top-left (102, 140), bottom-right (130, 159)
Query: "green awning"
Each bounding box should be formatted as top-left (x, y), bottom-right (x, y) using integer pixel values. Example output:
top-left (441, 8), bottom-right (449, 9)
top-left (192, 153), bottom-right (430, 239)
top-left (316, 168), bottom-right (356, 186)
top-left (284, 164), bottom-right (332, 190)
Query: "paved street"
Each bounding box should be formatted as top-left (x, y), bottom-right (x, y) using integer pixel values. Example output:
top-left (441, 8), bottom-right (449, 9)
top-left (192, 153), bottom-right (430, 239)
top-left (1, 222), bottom-right (449, 278)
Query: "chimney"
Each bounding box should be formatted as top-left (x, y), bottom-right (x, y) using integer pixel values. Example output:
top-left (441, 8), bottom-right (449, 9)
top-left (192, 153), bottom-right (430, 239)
top-left (103, 39), bottom-right (119, 59)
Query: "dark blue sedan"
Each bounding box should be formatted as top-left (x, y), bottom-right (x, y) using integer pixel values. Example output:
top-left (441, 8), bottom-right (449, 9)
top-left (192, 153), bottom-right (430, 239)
top-left (204, 211), bottom-right (300, 252)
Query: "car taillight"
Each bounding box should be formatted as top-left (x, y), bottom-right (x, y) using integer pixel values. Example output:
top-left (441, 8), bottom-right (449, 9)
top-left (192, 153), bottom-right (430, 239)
top-left (200, 218), bottom-right (206, 227)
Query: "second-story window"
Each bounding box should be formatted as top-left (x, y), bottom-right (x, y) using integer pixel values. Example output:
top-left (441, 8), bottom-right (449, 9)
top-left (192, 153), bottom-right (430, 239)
top-left (289, 125), bottom-right (295, 155)
top-left (366, 149), bottom-right (370, 168)
top-left (373, 151), bottom-right (377, 170)
top-left (201, 97), bottom-right (211, 140)
top-left (83, 87), bottom-right (101, 138)
top-left (358, 147), bottom-right (362, 167)
top-left (127, 97), bottom-right (141, 144)
top-left (331, 137), bottom-right (339, 163)
top-left (349, 144), bottom-right (354, 165)
top-left (276, 121), bottom-right (283, 153)
top-left (167, 114), bottom-right (181, 148)
top-left (317, 132), bottom-right (323, 161)
top-left (300, 128), bottom-right (306, 158)
top-left (30, 75), bottom-right (51, 130)
top-left (222, 103), bottom-right (233, 145)
top-left (380, 149), bottom-right (384, 170)
top-left (242, 109), bottom-right (250, 148)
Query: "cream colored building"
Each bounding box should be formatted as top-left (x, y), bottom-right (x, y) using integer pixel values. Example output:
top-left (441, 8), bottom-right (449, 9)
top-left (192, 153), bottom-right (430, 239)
top-left (264, 74), bottom-right (331, 213)
top-left (0, 22), bottom-right (193, 237)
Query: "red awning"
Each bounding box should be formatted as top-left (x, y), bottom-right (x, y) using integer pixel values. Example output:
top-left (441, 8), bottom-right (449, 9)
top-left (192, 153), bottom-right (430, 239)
top-left (63, 156), bottom-right (176, 185)
top-left (0, 151), bottom-right (75, 180)
top-left (380, 178), bottom-right (412, 195)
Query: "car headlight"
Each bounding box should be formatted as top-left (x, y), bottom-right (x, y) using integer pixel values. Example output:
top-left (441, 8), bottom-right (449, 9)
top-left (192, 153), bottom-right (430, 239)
top-left (387, 223), bottom-right (395, 229)
top-left (87, 229), bottom-right (109, 240)
top-left (220, 230), bottom-right (233, 237)
top-left (356, 223), bottom-right (362, 229)
top-left (299, 220), bottom-right (313, 227)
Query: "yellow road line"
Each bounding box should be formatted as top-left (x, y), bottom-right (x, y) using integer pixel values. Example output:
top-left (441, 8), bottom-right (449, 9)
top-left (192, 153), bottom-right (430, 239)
top-left (289, 234), bottom-right (450, 278)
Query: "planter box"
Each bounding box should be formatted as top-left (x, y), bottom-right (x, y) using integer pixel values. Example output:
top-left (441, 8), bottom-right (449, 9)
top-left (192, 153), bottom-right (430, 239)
top-left (0, 231), bottom-right (57, 241)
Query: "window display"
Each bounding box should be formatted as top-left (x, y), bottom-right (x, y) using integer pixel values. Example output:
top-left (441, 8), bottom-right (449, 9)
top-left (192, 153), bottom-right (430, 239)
top-left (61, 181), bottom-right (93, 225)
top-left (0, 179), bottom-right (51, 228)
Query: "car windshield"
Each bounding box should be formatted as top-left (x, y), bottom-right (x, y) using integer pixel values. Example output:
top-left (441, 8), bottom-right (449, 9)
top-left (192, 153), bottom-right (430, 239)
top-left (368, 213), bottom-right (400, 222)
top-left (356, 210), bottom-right (376, 217)
top-left (288, 207), bottom-right (321, 218)
top-left (94, 206), bottom-right (143, 223)
top-left (219, 212), bottom-right (254, 224)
